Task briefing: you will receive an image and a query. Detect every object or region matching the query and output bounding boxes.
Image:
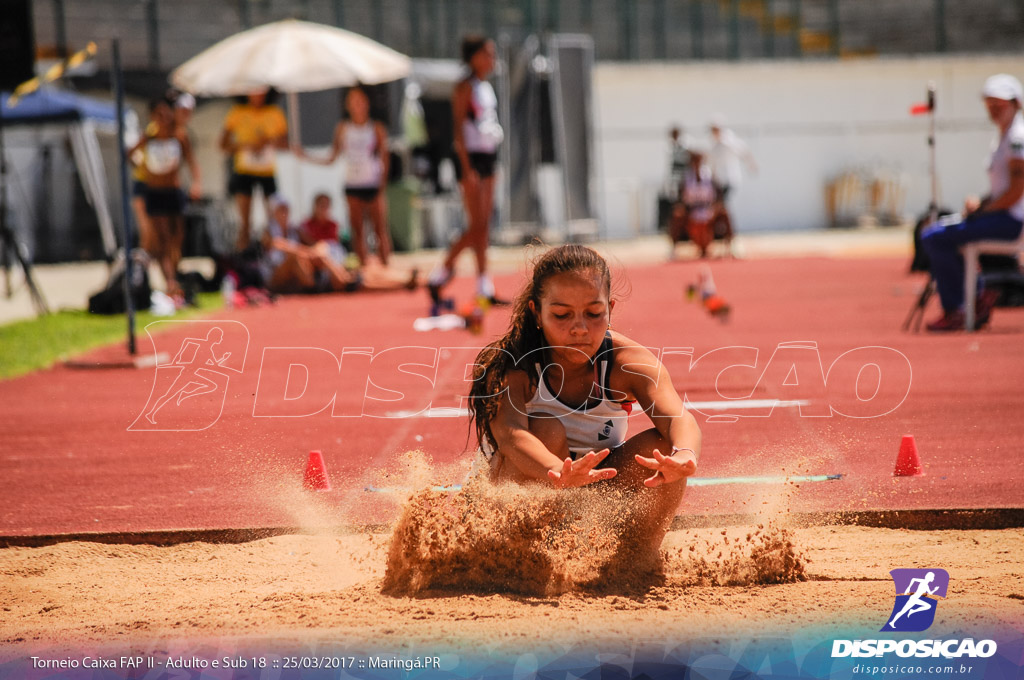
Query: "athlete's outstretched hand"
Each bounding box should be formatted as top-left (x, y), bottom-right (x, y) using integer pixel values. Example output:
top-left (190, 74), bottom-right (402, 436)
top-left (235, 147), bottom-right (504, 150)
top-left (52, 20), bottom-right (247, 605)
top-left (547, 448), bottom-right (617, 489)
top-left (635, 448), bottom-right (697, 488)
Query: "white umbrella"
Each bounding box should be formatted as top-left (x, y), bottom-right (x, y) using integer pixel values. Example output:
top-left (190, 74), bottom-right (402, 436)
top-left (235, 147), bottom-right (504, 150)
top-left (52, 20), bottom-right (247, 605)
top-left (170, 19), bottom-right (412, 96)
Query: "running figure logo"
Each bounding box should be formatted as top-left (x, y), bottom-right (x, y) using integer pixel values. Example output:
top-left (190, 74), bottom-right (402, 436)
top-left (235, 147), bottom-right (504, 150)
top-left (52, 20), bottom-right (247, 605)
top-left (881, 568), bottom-right (949, 632)
top-left (130, 321), bottom-right (249, 431)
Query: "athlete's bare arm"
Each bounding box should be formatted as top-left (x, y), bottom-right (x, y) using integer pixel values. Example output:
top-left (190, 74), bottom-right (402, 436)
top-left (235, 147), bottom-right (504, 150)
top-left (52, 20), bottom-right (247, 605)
top-left (610, 334), bottom-right (701, 485)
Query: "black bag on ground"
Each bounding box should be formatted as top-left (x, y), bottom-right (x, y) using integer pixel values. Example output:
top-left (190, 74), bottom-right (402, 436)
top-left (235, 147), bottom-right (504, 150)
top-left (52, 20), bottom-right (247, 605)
top-left (88, 249), bottom-right (151, 314)
top-left (228, 242), bottom-right (267, 289)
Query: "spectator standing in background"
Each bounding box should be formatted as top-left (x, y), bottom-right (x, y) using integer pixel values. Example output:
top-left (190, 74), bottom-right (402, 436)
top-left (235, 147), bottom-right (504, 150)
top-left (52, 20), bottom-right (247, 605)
top-left (294, 86), bottom-right (392, 267)
top-left (709, 117), bottom-right (757, 257)
top-left (665, 125), bottom-right (691, 201)
top-left (220, 89), bottom-right (288, 251)
top-left (428, 35), bottom-right (507, 306)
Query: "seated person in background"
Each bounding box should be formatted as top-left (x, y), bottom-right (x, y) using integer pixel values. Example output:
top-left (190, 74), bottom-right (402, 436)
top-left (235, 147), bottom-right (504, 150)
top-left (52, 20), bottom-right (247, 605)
top-left (300, 192), bottom-right (347, 266)
top-left (263, 195), bottom-right (419, 295)
top-left (922, 74), bottom-right (1024, 331)
top-left (669, 149), bottom-right (719, 259)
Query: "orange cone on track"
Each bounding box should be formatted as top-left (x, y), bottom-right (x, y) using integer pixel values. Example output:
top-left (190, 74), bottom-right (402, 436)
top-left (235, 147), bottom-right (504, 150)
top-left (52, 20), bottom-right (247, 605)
top-left (303, 450), bottom-right (332, 491)
top-left (893, 435), bottom-right (923, 477)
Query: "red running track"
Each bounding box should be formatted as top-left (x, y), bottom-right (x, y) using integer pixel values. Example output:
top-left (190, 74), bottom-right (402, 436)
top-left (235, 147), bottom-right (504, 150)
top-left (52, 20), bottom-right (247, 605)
top-left (2, 255), bottom-right (1022, 537)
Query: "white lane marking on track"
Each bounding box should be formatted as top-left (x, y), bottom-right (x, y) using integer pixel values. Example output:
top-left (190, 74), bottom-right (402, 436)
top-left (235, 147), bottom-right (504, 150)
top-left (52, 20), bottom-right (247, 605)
top-left (686, 399), bottom-right (809, 410)
top-left (383, 400), bottom-right (810, 418)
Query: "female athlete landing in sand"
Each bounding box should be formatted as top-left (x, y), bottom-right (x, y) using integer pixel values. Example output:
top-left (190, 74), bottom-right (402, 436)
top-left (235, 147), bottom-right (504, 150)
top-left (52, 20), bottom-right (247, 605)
top-left (469, 244), bottom-right (702, 552)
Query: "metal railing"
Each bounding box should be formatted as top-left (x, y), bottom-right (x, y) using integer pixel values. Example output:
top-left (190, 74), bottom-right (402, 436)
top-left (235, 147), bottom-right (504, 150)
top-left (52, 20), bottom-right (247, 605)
top-left (32, 0), bottom-right (1024, 73)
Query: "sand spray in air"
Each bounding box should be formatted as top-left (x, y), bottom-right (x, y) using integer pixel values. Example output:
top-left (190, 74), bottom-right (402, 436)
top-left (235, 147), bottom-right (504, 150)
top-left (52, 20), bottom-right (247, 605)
top-left (247, 447), bottom-right (806, 595)
top-left (381, 452), bottom-right (807, 596)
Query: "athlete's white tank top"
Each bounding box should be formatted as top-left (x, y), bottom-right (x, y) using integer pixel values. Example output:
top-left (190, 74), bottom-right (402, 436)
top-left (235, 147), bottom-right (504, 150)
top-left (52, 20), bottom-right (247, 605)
top-left (343, 122), bottom-right (382, 188)
top-left (462, 77), bottom-right (503, 153)
top-left (524, 333), bottom-right (635, 457)
top-left (144, 137), bottom-right (182, 176)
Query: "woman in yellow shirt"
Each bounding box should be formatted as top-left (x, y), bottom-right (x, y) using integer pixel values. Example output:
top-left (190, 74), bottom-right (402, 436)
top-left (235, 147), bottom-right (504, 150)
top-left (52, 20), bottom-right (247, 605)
top-left (219, 89), bottom-right (288, 251)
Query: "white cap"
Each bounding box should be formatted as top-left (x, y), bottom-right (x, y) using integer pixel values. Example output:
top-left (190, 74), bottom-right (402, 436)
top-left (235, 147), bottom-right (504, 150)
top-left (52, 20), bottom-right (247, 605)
top-left (709, 114), bottom-right (726, 130)
top-left (269, 193), bottom-right (289, 210)
top-left (982, 74), bottom-right (1023, 103)
top-left (174, 92), bottom-right (196, 110)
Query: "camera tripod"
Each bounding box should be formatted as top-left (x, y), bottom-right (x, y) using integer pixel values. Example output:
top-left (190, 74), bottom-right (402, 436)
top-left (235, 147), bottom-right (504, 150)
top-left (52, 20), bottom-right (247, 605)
top-left (903, 83), bottom-right (938, 333)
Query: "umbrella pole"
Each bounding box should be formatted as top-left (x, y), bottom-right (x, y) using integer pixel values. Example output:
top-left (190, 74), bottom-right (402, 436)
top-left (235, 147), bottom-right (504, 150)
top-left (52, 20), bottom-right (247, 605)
top-left (287, 91), bottom-right (303, 205)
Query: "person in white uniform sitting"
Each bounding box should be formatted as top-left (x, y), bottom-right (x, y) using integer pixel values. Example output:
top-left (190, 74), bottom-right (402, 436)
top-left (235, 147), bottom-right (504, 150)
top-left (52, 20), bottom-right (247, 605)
top-left (922, 74), bottom-right (1024, 331)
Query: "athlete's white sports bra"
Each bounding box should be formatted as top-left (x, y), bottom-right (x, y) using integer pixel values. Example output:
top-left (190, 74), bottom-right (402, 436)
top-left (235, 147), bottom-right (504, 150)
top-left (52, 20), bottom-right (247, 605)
top-left (523, 333), bottom-right (636, 458)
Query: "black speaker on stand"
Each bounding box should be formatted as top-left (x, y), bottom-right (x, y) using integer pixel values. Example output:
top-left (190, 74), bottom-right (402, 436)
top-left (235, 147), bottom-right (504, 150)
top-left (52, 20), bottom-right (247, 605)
top-left (0, 0), bottom-right (47, 313)
top-left (0, 0), bottom-right (35, 92)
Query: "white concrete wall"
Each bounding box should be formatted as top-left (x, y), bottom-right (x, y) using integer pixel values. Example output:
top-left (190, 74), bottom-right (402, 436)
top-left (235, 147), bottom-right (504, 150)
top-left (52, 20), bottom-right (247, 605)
top-left (594, 54), bottom-right (1024, 237)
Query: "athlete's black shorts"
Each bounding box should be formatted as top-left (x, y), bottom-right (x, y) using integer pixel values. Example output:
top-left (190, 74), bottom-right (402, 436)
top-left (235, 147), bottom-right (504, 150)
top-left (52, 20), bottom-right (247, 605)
top-left (132, 180), bottom-right (148, 198)
top-left (228, 172), bottom-right (277, 197)
top-left (344, 186), bottom-right (381, 202)
top-left (457, 152), bottom-right (498, 180)
top-left (145, 187), bottom-right (186, 217)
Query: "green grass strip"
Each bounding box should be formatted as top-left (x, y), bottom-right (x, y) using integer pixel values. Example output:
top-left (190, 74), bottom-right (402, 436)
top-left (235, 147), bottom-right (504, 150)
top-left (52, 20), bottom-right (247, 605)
top-left (0, 292), bottom-right (222, 380)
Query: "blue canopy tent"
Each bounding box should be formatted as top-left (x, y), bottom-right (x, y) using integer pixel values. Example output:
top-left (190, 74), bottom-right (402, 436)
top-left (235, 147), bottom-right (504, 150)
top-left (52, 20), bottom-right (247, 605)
top-left (0, 88), bottom-right (119, 259)
top-left (0, 88), bottom-right (117, 127)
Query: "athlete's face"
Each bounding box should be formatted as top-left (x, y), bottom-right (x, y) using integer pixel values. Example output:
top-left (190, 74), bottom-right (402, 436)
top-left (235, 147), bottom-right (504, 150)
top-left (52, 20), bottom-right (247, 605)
top-left (273, 204), bottom-right (289, 226)
top-left (346, 90), bottom-right (370, 123)
top-left (985, 96), bottom-right (1018, 127)
top-left (470, 41), bottom-right (496, 79)
top-left (152, 102), bottom-right (173, 133)
top-left (531, 271), bottom-right (613, 367)
top-left (248, 90), bottom-right (267, 107)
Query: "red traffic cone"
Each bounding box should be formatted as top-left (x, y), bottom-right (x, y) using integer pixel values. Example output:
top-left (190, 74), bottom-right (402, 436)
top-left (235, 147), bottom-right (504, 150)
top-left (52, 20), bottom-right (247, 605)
top-left (893, 435), bottom-right (923, 477)
top-left (303, 450), bottom-right (332, 491)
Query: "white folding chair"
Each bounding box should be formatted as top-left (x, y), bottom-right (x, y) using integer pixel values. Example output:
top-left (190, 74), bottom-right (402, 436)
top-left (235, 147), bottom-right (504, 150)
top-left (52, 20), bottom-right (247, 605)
top-left (963, 232), bottom-right (1024, 331)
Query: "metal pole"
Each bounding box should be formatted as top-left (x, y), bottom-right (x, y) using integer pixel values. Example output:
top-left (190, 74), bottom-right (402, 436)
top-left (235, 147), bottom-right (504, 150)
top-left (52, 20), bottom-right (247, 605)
top-left (927, 82), bottom-right (938, 218)
top-left (112, 39), bottom-right (136, 355)
top-left (333, 0), bottom-right (344, 26)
